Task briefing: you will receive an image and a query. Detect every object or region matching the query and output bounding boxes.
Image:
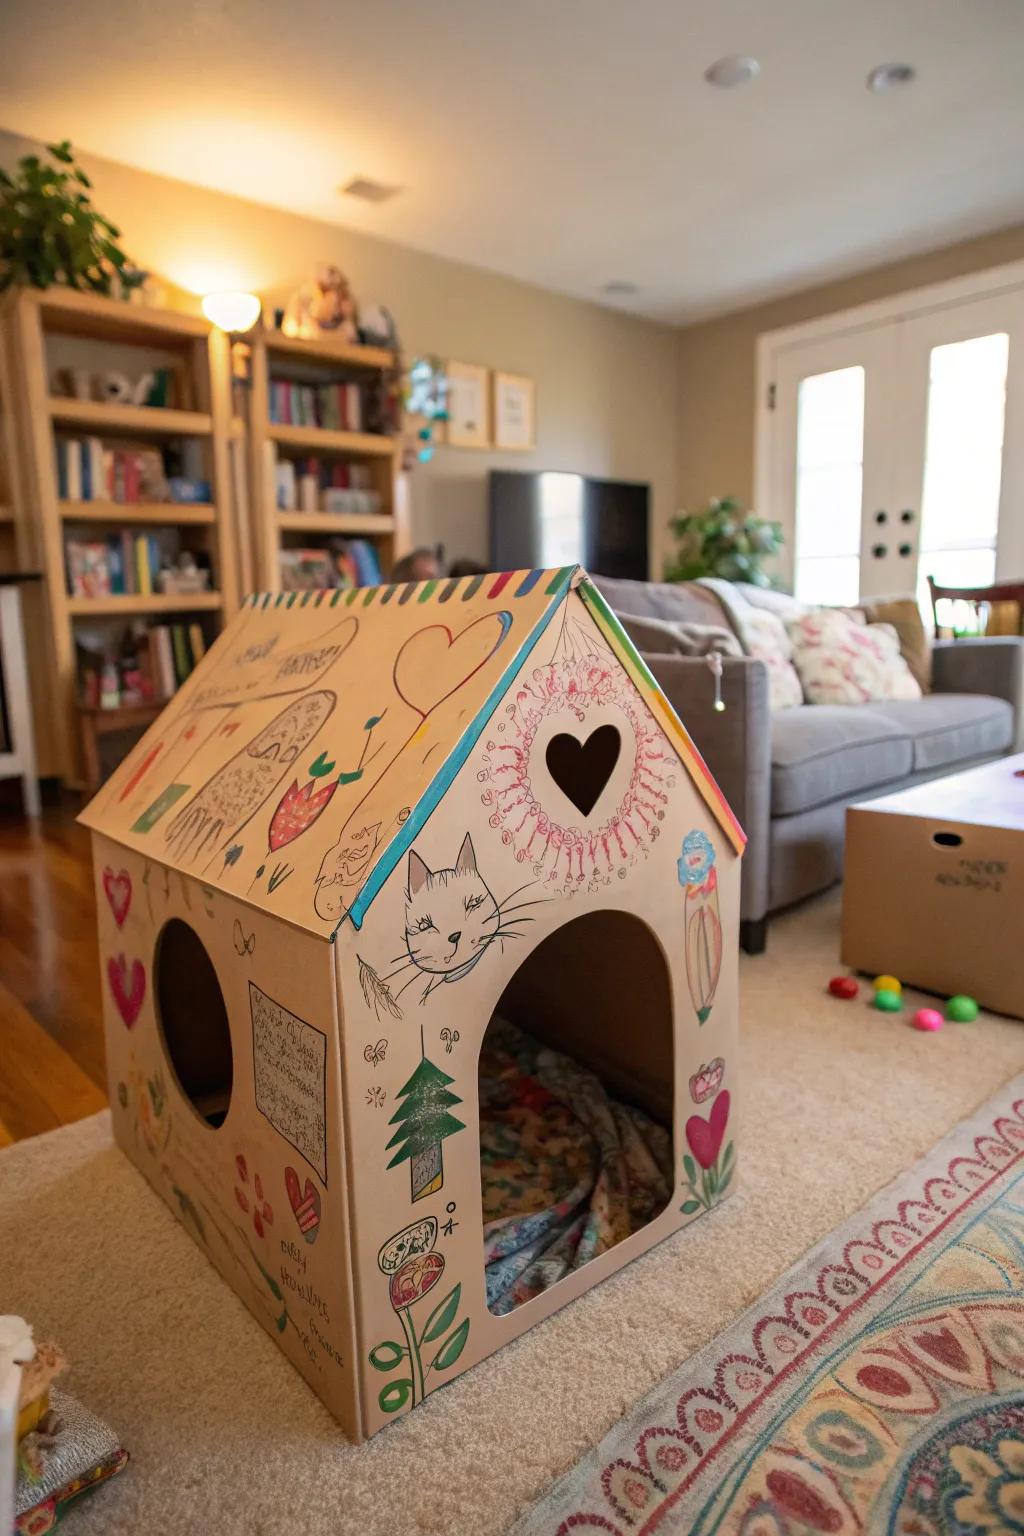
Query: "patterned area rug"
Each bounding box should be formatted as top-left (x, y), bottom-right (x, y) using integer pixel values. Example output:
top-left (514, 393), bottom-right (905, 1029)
top-left (512, 1075), bottom-right (1024, 1536)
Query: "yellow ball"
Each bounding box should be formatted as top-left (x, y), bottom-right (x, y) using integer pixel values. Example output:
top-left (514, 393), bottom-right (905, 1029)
top-left (874, 974), bottom-right (901, 995)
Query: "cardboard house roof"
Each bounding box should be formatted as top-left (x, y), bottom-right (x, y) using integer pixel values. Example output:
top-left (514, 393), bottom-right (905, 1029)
top-left (81, 566), bottom-right (744, 940)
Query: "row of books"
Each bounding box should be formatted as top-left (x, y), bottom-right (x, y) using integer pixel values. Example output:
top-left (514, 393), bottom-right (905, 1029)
top-left (269, 380), bottom-right (367, 431)
top-left (274, 456), bottom-right (382, 516)
top-left (78, 621), bottom-right (207, 709)
top-left (55, 435), bottom-right (210, 504)
top-left (65, 531), bottom-right (198, 598)
top-left (279, 538), bottom-right (383, 593)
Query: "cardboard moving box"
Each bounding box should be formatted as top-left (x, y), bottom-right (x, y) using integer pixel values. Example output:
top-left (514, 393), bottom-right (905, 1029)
top-left (842, 753), bottom-right (1024, 1020)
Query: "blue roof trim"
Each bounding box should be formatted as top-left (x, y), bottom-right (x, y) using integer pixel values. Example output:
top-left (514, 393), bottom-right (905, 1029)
top-left (341, 566), bottom-right (576, 932)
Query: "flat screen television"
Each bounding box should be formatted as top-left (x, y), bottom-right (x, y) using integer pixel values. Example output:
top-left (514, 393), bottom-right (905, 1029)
top-left (488, 470), bottom-right (649, 579)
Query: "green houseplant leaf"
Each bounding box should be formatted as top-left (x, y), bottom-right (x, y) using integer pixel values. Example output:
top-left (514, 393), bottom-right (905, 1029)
top-left (0, 140), bottom-right (136, 294)
top-left (665, 495), bottom-right (783, 587)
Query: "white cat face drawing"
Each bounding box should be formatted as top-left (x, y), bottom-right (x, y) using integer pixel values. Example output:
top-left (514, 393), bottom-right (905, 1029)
top-left (404, 834), bottom-right (499, 979)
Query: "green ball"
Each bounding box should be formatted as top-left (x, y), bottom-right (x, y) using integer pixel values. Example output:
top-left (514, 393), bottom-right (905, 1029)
top-left (945, 994), bottom-right (979, 1022)
top-left (874, 988), bottom-right (902, 1012)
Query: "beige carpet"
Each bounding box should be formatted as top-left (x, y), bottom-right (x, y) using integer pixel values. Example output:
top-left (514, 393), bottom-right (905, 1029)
top-left (4, 890), bottom-right (1023, 1536)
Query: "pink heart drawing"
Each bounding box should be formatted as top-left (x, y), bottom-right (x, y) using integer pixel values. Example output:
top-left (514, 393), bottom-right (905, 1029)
top-left (102, 867), bottom-right (132, 928)
top-left (107, 953), bottom-right (146, 1029)
top-left (285, 1165), bottom-right (321, 1243)
top-left (686, 1090), bottom-right (730, 1171)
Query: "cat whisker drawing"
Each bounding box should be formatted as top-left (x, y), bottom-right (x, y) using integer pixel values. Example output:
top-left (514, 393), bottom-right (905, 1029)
top-left (356, 833), bottom-right (548, 1017)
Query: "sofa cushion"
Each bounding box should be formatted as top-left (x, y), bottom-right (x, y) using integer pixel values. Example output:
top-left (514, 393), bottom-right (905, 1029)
top-left (616, 611), bottom-right (742, 658)
top-left (593, 575), bottom-right (730, 628)
top-left (771, 706), bottom-right (913, 816)
top-left (864, 694), bottom-right (1013, 772)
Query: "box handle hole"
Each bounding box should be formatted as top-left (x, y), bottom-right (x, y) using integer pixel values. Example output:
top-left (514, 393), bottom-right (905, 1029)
top-left (932, 831), bottom-right (963, 848)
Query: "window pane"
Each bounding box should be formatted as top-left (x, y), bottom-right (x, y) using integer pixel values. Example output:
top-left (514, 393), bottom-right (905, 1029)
top-left (794, 367), bottom-right (864, 594)
top-left (794, 555), bottom-right (861, 607)
top-left (919, 333), bottom-right (1008, 557)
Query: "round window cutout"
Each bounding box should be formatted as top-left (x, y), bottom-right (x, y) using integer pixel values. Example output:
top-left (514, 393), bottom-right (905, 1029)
top-left (154, 917), bottom-right (233, 1128)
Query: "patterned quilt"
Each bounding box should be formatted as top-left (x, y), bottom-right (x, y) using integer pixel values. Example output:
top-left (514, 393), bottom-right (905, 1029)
top-left (480, 1017), bottom-right (673, 1314)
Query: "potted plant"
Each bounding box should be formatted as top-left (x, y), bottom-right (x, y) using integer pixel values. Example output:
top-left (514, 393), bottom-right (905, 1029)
top-left (665, 495), bottom-right (783, 587)
top-left (0, 140), bottom-right (141, 295)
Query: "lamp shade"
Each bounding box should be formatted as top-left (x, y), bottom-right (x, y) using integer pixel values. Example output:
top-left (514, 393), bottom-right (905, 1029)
top-left (201, 291), bottom-right (261, 333)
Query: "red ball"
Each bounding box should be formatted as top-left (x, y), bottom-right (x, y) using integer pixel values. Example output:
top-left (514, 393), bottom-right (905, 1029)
top-left (828, 975), bottom-right (859, 1000)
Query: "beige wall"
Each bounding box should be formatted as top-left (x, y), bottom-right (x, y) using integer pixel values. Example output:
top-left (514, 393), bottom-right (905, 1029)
top-left (0, 129), bottom-right (679, 572)
top-left (676, 224), bottom-right (1024, 516)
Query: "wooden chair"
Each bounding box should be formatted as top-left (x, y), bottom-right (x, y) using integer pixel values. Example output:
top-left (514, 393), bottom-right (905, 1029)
top-left (927, 575), bottom-right (1024, 640)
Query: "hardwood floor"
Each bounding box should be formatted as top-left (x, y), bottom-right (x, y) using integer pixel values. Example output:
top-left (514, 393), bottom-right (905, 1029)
top-left (0, 798), bottom-right (108, 1143)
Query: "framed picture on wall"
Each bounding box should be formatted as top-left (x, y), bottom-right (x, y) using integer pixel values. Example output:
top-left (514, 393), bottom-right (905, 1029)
top-left (493, 371), bottom-right (535, 451)
top-left (445, 360), bottom-right (491, 448)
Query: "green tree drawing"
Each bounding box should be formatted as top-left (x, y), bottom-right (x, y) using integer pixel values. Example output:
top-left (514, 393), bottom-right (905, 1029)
top-left (385, 1053), bottom-right (465, 1201)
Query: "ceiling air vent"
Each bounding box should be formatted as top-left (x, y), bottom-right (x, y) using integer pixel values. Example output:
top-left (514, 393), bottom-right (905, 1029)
top-left (339, 176), bottom-right (401, 204)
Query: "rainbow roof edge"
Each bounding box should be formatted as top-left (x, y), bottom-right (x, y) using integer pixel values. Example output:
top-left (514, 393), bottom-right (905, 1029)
top-left (81, 565), bottom-right (743, 941)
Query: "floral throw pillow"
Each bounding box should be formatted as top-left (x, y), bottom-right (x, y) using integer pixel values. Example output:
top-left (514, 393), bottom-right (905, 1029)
top-left (787, 609), bottom-right (923, 705)
top-left (742, 608), bottom-right (804, 711)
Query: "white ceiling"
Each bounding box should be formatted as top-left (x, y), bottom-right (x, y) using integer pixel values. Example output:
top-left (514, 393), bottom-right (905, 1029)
top-left (2, 0), bottom-right (1023, 324)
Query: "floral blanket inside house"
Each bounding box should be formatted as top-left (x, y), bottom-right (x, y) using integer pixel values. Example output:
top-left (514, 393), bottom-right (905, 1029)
top-left (479, 1018), bottom-right (673, 1314)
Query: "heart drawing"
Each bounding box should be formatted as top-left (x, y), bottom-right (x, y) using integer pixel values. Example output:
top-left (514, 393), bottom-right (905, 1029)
top-left (107, 953), bottom-right (146, 1029)
top-left (545, 724), bottom-right (621, 817)
top-left (393, 612), bottom-right (512, 720)
top-left (102, 866), bottom-right (132, 928)
top-left (686, 1090), bottom-right (731, 1171)
top-left (285, 1165), bottom-right (322, 1244)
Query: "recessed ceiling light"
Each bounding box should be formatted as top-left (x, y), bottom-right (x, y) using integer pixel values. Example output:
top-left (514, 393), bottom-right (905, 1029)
top-left (704, 55), bottom-right (760, 90)
top-left (339, 176), bottom-right (401, 204)
top-left (601, 281), bottom-right (639, 297)
top-left (867, 62), bottom-right (916, 93)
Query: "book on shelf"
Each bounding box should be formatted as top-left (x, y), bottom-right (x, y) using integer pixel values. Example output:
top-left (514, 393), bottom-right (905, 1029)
top-left (65, 529), bottom-right (208, 598)
top-left (271, 451), bottom-right (381, 515)
top-left (54, 435), bottom-right (211, 505)
top-left (278, 537), bottom-right (382, 593)
top-left (77, 619), bottom-right (207, 710)
top-left (269, 380), bottom-right (368, 432)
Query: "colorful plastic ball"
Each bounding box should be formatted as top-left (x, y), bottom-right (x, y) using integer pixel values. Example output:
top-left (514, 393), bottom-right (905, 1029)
top-left (828, 975), bottom-right (859, 1000)
top-left (873, 974), bottom-right (902, 995)
top-left (945, 994), bottom-right (979, 1023)
top-left (874, 988), bottom-right (902, 1012)
top-left (913, 1008), bottom-right (943, 1032)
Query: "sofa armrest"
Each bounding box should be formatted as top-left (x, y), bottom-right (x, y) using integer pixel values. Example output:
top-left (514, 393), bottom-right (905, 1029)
top-left (643, 653), bottom-right (772, 924)
top-left (932, 637), bottom-right (1024, 750)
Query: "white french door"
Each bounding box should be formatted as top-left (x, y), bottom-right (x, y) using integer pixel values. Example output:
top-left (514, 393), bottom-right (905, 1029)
top-left (759, 264), bottom-right (1024, 607)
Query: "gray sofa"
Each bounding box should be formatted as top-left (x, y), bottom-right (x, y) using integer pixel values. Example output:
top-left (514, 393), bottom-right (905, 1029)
top-left (594, 576), bottom-right (1024, 954)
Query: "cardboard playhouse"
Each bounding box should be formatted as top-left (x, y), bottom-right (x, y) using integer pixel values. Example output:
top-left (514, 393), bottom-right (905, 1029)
top-left (81, 566), bottom-right (745, 1442)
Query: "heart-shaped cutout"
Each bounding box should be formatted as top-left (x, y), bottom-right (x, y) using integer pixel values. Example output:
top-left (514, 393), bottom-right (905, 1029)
top-left (102, 867), bottom-right (132, 928)
top-left (393, 613), bottom-right (511, 719)
top-left (545, 725), bottom-right (621, 817)
top-left (685, 1090), bottom-right (730, 1171)
top-left (107, 953), bottom-right (146, 1029)
top-left (285, 1165), bottom-right (321, 1244)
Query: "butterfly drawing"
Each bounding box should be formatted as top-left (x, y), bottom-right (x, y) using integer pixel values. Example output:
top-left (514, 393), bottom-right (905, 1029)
top-left (233, 918), bottom-right (256, 958)
top-left (363, 1039), bottom-right (388, 1068)
top-left (439, 1028), bottom-right (460, 1055)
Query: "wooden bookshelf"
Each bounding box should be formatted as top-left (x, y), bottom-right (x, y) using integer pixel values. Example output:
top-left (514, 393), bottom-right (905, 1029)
top-left (248, 328), bottom-right (408, 590)
top-left (0, 285), bottom-right (241, 782)
top-left (276, 510), bottom-right (397, 536)
top-left (66, 592), bottom-right (223, 617)
top-left (60, 500), bottom-right (217, 526)
top-left (48, 398), bottom-right (213, 436)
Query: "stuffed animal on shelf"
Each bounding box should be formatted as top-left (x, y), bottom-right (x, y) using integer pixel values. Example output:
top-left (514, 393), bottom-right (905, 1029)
top-left (282, 264), bottom-right (359, 342)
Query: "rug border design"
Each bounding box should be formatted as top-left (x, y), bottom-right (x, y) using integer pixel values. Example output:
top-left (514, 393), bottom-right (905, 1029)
top-left (510, 1074), bottom-right (1024, 1536)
